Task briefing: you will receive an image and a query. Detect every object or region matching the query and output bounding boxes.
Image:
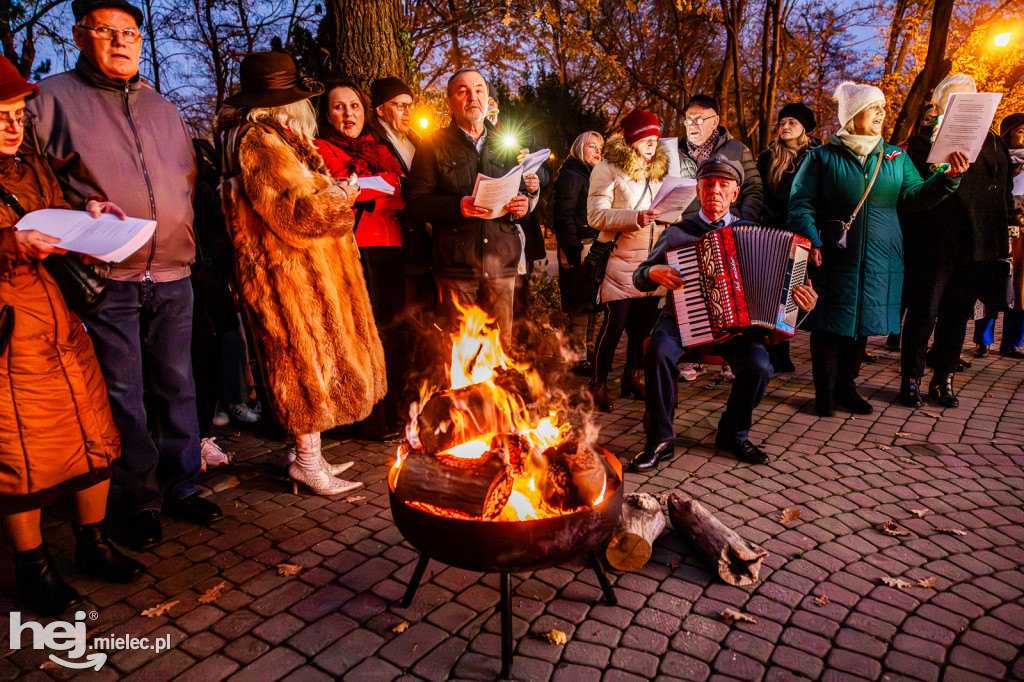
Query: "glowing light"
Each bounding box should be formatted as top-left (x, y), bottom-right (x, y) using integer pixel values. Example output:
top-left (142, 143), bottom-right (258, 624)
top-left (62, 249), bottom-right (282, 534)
top-left (505, 490), bottom-right (539, 520)
top-left (502, 134), bottom-right (518, 149)
top-left (549, 152), bottom-right (555, 159)
top-left (444, 439), bottom-right (491, 459)
top-left (994, 32), bottom-right (1011, 46)
top-left (419, 117), bottom-right (429, 128)
top-left (592, 477), bottom-right (607, 506)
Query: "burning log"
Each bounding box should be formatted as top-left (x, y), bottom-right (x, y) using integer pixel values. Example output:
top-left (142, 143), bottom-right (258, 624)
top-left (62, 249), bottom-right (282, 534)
top-left (416, 368), bottom-right (533, 456)
top-left (393, 448), bottom-right (513, 519)
top-left (667, 493), bottom-right (767, 586)
top-left (540, 439), bottom-right (611, 512)
top-left (490, 434), bottom-right (529, 476)
top-left (606, 493), bottom-right (666, 572)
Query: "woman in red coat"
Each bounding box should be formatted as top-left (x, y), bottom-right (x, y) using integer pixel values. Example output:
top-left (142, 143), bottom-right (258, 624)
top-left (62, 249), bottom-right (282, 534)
top-left (314, 80), bottom-right (407, 440)
top-left (0, 57), bottom-right (141, 616)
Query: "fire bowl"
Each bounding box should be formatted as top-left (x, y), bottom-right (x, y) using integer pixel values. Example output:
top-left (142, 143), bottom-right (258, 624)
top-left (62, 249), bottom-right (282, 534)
top-left (389, 445), bottom-right (623, 574)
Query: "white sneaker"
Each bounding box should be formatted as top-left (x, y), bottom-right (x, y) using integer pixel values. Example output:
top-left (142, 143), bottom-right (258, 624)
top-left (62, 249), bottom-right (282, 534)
top-left (722, 365), bottom-right (735, 381)
top-left (200, 437), bottom-right (230, 472)
top-left (680, 363), bottom-right (705, 382)
top-left (229, 403), bottom-right (260, 423)
top-left (212, 411), bottom-right (230, 427)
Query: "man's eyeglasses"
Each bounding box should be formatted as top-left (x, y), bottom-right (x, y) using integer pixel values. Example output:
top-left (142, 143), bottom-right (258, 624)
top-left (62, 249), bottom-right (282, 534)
top-left (75, 25), bottom-right (142, 44)
top-left (387, 101), bottom-right (413, 111)
top-left (0, 112), bottom-right (26, 130)
top-left (684, 115), bottom-right (718, 126)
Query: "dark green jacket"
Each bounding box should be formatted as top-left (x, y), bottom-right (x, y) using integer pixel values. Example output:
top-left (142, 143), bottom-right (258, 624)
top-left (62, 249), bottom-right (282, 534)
top-left (787, 135), bottom-right (959, 338)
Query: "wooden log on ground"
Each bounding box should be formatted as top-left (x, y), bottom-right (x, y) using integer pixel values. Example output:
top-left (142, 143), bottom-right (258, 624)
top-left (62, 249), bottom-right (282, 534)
top-left (606, 493), bottom-right (667, 572)
top-left (667, 492), bottom-right (768, 586)
top-left (393, 448), bottom-right (512, 518)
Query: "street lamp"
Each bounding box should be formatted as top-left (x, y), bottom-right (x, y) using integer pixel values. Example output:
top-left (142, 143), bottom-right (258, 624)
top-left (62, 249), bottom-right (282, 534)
top-left (994, 32), bottom-right (1011, 47)
top-left (419, 117), bottom-right (429, 129)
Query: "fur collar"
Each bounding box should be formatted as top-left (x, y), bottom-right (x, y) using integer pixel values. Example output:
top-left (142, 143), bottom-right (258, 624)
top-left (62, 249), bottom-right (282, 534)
top-left (217, 107), bottom-right (328, 176)
top-left (602, 134), bottom-right (669, 182)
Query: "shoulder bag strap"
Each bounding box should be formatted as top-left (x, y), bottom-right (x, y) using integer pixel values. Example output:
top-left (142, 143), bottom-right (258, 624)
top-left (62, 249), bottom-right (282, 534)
top-left (613, 177), bottom-right (653, 245)
top-left (0, 181), bottom-right (28, 218)
top-left (845, 148), bottom-right (883, 228)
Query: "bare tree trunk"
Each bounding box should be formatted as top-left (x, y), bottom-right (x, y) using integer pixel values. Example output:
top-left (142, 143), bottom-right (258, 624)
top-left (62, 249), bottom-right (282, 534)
top-left (882, 0), bottom-right (909, 78)
top-left (757, 0), bottom-right (782, 152)
top-left (318, 0), bottom-right (410, 89)
top-left (889, 0), bottom-right (954, 144)
top-left (141, 0), bottom-right (160, 92)
top-left (726, 0), bottom-right (749, 146)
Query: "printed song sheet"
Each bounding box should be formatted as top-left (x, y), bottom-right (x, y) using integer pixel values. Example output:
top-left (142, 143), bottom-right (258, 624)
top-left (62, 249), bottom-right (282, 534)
top-left (926, 92), bottom-right (1003, 163)
top-left (650, 177), bottom-right (697, 224)
top-left (520, 148), bottom-right (551, 176)
top-left (16, 209), bottom-right (156, 263)
top-left (355, 175), bottom-right (395, 195)
top-left (660, 137), bottom-right (681, 177)
top-left (471, 166), bottom-right (524, 219)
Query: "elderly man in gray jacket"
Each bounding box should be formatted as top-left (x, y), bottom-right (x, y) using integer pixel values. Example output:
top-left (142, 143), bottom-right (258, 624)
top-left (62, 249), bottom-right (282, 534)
top-left (26, 0), bottom-right (221, 549)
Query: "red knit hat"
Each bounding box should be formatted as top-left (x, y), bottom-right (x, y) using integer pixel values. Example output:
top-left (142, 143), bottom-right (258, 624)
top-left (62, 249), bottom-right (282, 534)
top-left (0, 56), bottom-right (39, 103)
top-left (621, 109), bottom-right (660, 145)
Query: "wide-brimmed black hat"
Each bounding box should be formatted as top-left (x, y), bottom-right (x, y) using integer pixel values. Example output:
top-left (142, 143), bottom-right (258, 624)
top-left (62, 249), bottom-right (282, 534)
top-left (224, 52), bottom-right (323, 108)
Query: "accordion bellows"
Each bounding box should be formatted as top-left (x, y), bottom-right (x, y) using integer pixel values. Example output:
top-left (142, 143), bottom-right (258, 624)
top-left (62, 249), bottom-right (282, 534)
top-left (667, 225), bottom-right (812, 348)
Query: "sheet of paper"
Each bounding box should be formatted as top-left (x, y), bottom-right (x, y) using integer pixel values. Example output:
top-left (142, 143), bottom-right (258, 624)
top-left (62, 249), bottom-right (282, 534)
top-left (650, 177), bottom-right (697, 224)
top-left (355, 175), bottom-right (395, 195)
top-left (1013, 172), bottom-right (1024, 197)
top-left (660, 137), bottom-right (681, 177)
top-left (926, 92), bottom-right (1003, 163)
top-left (471, 165), bottom-right (524, 220)
top-left (16, 209), bottom-right (156, 263)
top-left (520, 148), bottom-right (550, 177)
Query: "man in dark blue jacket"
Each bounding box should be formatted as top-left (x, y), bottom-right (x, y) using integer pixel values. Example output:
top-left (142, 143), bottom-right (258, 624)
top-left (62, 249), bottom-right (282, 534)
top-left (631, 155), bottom-right (817, 470)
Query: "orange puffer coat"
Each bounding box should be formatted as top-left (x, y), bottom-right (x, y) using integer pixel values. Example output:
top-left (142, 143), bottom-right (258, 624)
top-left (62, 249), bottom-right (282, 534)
top-left (0, 150), bottom-right (119, 513)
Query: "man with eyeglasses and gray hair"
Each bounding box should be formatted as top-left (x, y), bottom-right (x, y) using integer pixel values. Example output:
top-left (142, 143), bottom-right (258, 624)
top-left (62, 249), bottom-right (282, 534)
top-left (25, 0), bottom-right (221, 550)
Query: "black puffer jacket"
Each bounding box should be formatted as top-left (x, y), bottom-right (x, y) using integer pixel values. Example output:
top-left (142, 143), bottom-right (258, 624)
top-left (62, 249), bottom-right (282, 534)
top-left (679, 126), bottom-right (763, 221)
top-left (403, 121), bottom-right (539, 280)
top-left (756, 137), bottom-right (822, 230)
top-left (902, 128), bottom-right (1013, 266)
top-left (552, 155), bottom-right (597, 267)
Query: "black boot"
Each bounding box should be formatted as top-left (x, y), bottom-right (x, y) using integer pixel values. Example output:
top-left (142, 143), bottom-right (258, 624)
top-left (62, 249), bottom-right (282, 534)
top-left (835, 381), bottom-right (873, 414)
top-left (899, 377), bottom-right (923, 408)
top-left (74, 522), bottom-right (144, 583)
top-left (588, 380), bottom-right (613, 412)
top-left (928, 373), bottom-right (959, 408)
top-left (809, 333), bottom-right (837, 417)
top-left (14, 544), bottom-right (81, 617)
top-left (620, 369), bottom-right (646, 400)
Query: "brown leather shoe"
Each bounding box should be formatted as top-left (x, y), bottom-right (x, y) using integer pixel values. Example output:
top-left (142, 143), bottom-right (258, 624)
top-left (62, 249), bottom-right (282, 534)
top-left (589, 380), bottom-right (614, 412)
top-left (621, 369), bottom-right (646, 400)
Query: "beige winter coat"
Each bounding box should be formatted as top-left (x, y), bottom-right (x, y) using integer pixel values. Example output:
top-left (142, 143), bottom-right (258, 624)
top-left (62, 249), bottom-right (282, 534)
top-left (587, 135), bottom-right (668, 302)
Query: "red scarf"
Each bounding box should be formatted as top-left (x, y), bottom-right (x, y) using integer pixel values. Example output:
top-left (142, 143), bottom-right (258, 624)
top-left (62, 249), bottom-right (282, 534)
top-left (320, 127), bottom-right (386, 177)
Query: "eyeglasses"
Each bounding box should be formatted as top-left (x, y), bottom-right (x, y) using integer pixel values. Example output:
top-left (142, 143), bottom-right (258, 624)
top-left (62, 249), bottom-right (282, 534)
top-left (684, 115), bottom-right (718, 126)
top-left (75, 25), bottom-right (142, 44)
top-left (0, 112), bottom-right (26, 129)
top-left (387, 101), bottom-right (413, 111)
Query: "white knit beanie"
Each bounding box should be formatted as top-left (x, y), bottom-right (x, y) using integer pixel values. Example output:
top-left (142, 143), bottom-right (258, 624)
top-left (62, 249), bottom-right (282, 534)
top-left (833, 81), bottom-right (886, 129)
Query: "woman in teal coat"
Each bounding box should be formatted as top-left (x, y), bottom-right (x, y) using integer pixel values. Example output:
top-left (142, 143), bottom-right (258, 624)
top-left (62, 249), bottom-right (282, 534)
top-left (787, 81), bottom-right (968, 417)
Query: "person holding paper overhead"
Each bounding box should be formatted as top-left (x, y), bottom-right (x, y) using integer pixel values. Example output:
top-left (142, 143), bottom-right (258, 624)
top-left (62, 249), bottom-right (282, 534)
top-left (899, 74), bottom-right (1014, 409)
top-left (314, 79), bottom-right (407, 440)
top-left (586, 109), bottom-right (668, 412)
top-left (403, 68), bottom-right (537, 344)
top-left (787, 81), bottom-right (967, 418)
top-left (0, 56), bottom-right (144, 617)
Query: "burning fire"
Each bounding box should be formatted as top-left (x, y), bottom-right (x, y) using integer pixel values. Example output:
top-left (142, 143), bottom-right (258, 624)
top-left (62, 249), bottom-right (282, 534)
top-left (391, 304), bottom-right (614, 521)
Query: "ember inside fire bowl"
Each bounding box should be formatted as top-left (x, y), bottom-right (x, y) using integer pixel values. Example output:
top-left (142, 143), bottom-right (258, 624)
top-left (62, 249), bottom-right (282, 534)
top-left (389, 446), bottom-right (623, 574)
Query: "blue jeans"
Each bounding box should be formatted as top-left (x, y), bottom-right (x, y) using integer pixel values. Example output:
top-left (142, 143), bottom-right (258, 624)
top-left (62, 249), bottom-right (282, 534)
top-left (645, 315), bottom-right (771, 444)
top-left (973, 311), bottom-right (1024, 349)
top-left (78, 278), bottom-right (201, 513)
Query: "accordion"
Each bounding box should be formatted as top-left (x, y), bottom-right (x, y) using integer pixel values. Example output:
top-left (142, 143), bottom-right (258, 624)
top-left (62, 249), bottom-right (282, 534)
top-left (666, 225), bottom-right (812, 348)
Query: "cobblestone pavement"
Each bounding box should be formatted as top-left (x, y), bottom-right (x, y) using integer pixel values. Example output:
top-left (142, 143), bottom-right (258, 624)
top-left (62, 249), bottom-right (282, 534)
top-left (2, 335), bottom-right (1024, 681)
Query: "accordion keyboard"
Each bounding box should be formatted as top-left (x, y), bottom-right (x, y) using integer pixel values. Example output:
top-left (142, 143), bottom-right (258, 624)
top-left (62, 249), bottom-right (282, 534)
top-left (666, 244), bottom-right (715, 347)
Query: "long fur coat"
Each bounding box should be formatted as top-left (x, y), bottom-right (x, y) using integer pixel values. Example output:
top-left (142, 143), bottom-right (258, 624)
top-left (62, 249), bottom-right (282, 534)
top-left (217, 111), bottom-right (386, 435)
top-left (586, 134), bottom-right (669, 302)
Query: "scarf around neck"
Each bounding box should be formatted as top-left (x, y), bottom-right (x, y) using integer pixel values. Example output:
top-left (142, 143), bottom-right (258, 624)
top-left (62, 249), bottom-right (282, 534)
top-left (835, 129), bottom-right (882, 159)
top-left (686, 128), bottom-right (721, 164)
top-left (321, 127), bottom-right (385, 177)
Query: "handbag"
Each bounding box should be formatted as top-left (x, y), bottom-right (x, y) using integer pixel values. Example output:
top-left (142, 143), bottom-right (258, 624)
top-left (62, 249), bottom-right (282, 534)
top-left (821, 147), bottom-right (883, 249)
top-left (0, 182), bottom-right (106, 311)
top-left (978, 257), bottom-right (1013, 313)
top-left (581, 178), bottom-right (651, 284)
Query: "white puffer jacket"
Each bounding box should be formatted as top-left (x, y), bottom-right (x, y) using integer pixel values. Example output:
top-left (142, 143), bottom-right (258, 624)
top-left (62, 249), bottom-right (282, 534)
top-left (587, 135), bottom-right (668, 302)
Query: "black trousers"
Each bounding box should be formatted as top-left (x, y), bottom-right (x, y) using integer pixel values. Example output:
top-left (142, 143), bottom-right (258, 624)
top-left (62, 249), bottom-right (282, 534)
top-left (593, 297), bottom-right (660, 383)
top-left (809, 332), bottom-right (867, 398)
top-left (357, 246), bottom-right (406, 434)
top-left (901, 262), bottom-right (984, 378)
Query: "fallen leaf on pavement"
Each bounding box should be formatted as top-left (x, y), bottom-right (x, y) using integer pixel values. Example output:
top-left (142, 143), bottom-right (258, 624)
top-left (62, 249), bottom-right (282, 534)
top-left (276, 563), bottom-right (302, 576)
top-left (393, 621), bottom-right (410, 634)
top-left (878, 445), bottom-right (891, 451)
top-left (922, 411), bottom-right (941, 419)
top-left (141, 600), bottom-right (179, 617)
top-left (39, 661), bottom-right (60, 670)
top-left (545, 629), bottom-right (568, 645)
top-left (917, 576), bottom-right (937, 588)
top-left (667, 559), bottom-right (682, 569)
top-left (896, 432), bottom-right (910, 437)
top-left (881, 576), bottom-right (915, 589)
top-left (880, 521), bottom-right (910, 537)
top-left (780, 508), bottom-right (802, 524)
top-left (985, 393), bottom-right (993, 397)
top-left (720, 608), bottom-right (757, 624)
top-left (814, 594), bottom-right (830, 607)
top-left (198, 581), bottom-right (227, 604)
top-left (934, 527), bottom-right (967, 536)
top-left (898, 457), bottom-right (915, 464)
top-left (910, 509), bottom-right (929, 518)
top-left (344, 495), bottom-right (365, 503)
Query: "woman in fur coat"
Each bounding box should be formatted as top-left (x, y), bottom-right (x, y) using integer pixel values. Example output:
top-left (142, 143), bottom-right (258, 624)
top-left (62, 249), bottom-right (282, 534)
top-left (586, 109), bottom-right (668, 411)
top-left (216, 52), bottom-right (386, 495)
